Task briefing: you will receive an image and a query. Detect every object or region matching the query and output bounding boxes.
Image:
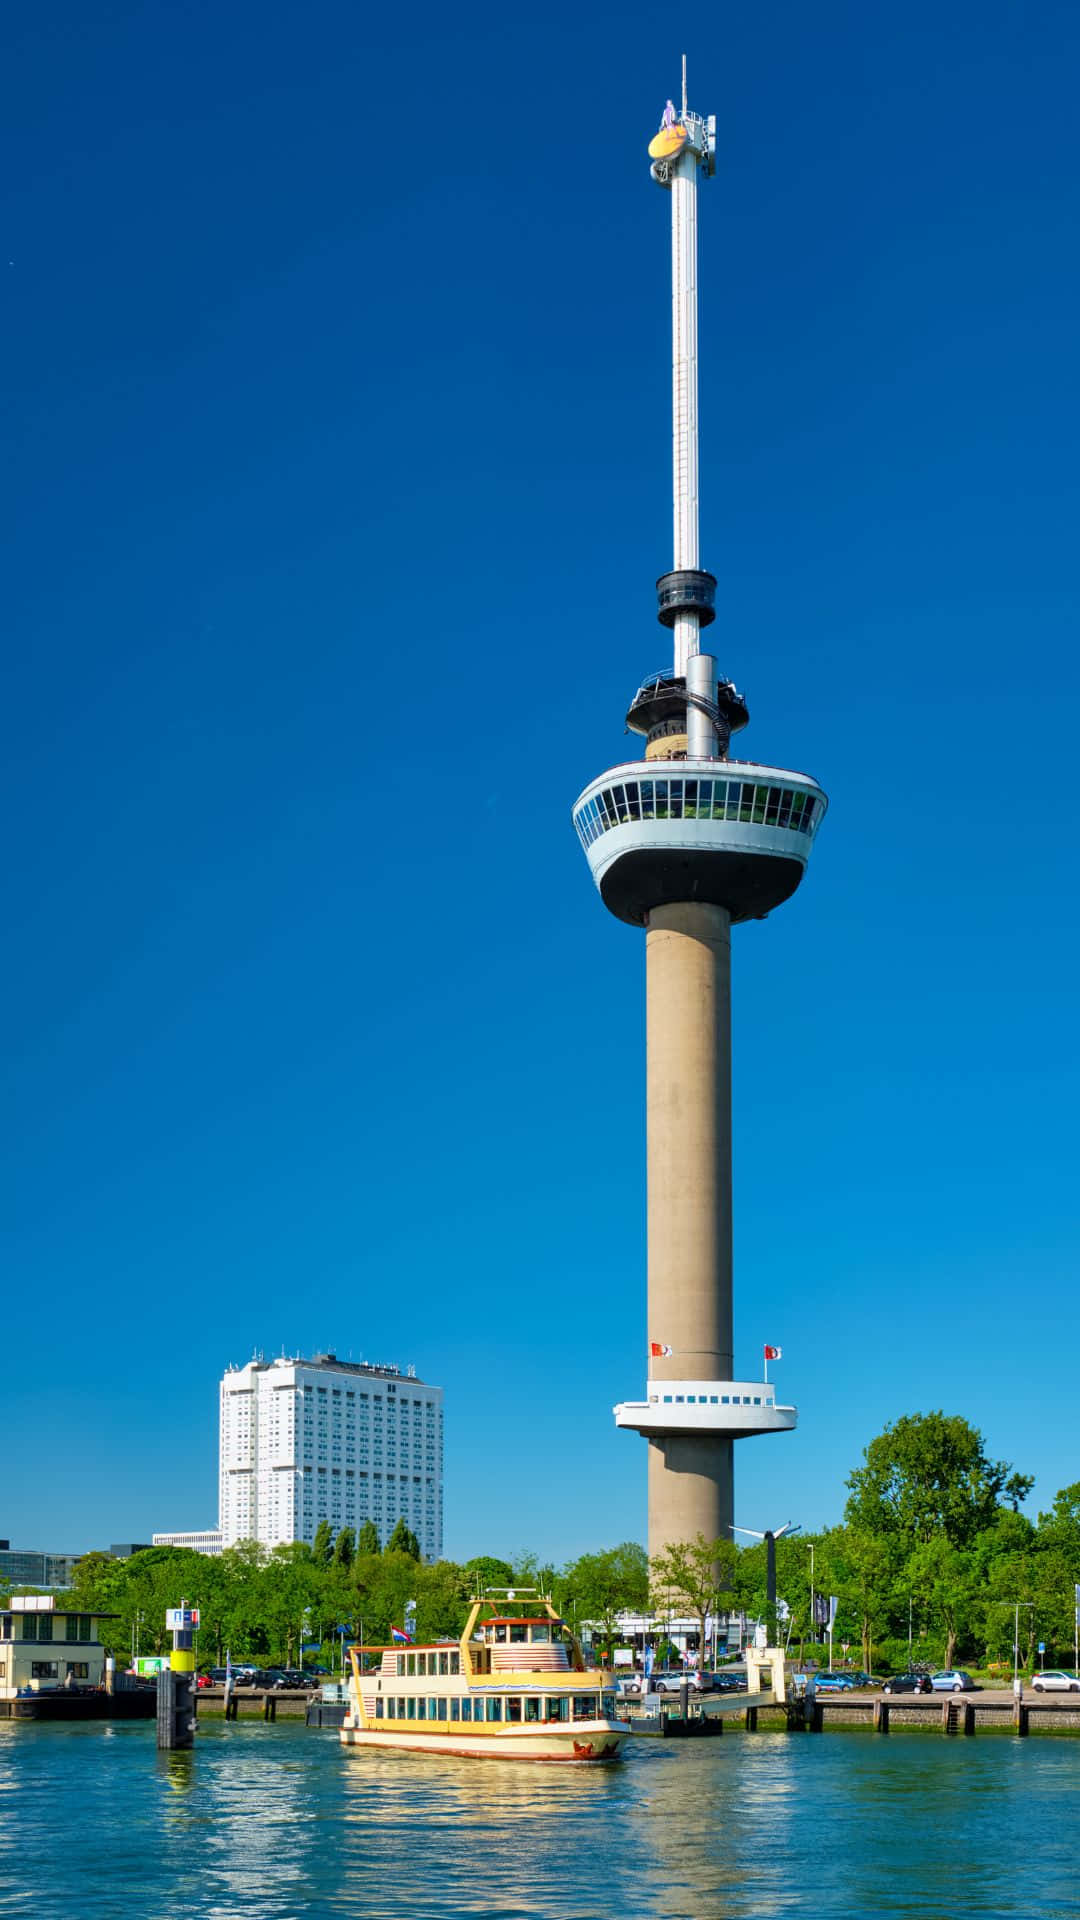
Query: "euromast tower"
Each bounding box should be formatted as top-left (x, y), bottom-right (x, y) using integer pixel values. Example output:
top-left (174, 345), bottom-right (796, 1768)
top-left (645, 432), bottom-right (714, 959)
top-left (572, 77), bottom-right (828, 1562)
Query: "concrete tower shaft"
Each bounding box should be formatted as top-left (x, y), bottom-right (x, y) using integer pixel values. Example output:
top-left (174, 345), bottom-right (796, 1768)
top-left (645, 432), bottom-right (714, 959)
top-left (646, 903), bottom-right (732, 1387)
top-left (646, 901), bottom-right (734, 1559)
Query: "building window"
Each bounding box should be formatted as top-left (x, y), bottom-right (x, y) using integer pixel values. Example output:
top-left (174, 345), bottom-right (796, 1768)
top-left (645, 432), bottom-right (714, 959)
top-left (32, 1661), bottom-right (59, 1680)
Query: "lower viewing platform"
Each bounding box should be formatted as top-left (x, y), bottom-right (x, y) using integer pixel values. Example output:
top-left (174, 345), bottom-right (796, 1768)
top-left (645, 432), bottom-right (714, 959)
top-left (614, 1380), bottom-right (797, 1439)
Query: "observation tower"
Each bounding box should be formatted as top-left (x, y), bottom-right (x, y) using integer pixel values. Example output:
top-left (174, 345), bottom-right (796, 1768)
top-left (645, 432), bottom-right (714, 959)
top-left (572, 69), bottom-right (827, 1561)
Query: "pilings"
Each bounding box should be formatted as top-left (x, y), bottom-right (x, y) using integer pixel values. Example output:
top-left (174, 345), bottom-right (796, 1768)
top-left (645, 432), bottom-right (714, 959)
top-left (156, 1670), bottom-right (196, 1750)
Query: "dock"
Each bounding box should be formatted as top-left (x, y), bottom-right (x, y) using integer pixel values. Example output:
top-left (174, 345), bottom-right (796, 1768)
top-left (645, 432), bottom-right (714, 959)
top-left (624, 1684), bottom-right (1080, 1739)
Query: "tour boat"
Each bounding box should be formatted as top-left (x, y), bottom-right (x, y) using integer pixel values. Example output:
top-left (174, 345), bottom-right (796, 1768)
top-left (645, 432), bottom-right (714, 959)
top-left (339, 1588), bottom-right (629, 1762)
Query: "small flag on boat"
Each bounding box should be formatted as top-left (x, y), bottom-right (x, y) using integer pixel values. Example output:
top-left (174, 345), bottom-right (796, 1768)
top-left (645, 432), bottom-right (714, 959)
top-left (764, 1344), bottom-right (782, 1361)
top-left (650, 1341), bottom-right (673, 1357)
top-left (391, 1626), bottom-right (412, 1644)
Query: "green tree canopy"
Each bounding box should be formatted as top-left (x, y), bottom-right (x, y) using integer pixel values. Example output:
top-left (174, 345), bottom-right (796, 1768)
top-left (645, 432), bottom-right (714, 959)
top-left (386, 1519), bottom-right (420, 1561)
top-left (356, 1521), bottom-right (380, 1556)
top-left (650, 1534), bottom-right (736, 1664)
top-left (555, 1543), bottom-right (649, 1636)
top-left (463, 1555), bottom-right (514, 1590)
top-left (332, 1527), bottom-right (356, 1569)
top-left (845, 1411), bottom-right (1030, 1550)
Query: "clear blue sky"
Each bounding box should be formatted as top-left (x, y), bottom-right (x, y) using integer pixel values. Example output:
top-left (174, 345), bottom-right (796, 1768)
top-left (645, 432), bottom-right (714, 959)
top-left (4, 1), bottom-right (1078, 1564)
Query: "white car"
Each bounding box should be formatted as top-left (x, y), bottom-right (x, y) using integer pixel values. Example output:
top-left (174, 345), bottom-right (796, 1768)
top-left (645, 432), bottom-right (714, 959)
top-left (1032, 1669), bottom-right (1080, 1693)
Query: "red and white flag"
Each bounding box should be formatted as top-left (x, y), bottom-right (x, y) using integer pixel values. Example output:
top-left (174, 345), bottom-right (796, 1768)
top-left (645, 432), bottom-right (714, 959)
top-left (764, 1344), bottom-right (782, 1361)
top-left (650, 1341), bottom-right (673, 1357)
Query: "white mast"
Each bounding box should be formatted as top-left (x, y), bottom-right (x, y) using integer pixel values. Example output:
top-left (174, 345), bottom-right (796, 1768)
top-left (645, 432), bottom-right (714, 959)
top-left (670, 134), bottom-right (700, 679)
top-left (650, 63), bottom-right (716, 682)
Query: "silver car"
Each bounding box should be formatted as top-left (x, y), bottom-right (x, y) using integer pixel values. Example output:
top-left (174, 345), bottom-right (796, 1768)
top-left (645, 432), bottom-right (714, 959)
top-left (930, 1670), bottom-right (976, 1692)
top-left (1032, 1669), bottom-right (1080, 1693)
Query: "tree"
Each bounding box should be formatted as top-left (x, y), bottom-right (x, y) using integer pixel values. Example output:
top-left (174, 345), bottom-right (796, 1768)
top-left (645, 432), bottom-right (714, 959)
top-left (463, 1555), bottom-right (513, 1591)
top-left (386, 1519), bottom-right (420, 1561)
top-left (356, 1521), bottom-right (380, 1556)
top-left (650, 1535), bottom-right (736, 1668)
top-left (845, 1412), bottom-right (1029, 1551)
top-left (555, 1544), bottom-right (649, 1644)
top-left (332, 1527), bottom-right (356, 1570)
top-left (312, 1521), bottom-right (334, 1566)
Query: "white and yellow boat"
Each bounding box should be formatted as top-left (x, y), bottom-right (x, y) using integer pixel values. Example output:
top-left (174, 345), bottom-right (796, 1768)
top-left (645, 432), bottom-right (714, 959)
top-left (340, 1588), bottom-right (629, 1762)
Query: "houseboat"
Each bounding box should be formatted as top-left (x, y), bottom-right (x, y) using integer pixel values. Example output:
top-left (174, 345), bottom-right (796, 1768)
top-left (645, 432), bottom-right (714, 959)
top-left (0, 1594), bottom-right (154, 1721)
top-left (340, 1588), bottom-right (629, 1761)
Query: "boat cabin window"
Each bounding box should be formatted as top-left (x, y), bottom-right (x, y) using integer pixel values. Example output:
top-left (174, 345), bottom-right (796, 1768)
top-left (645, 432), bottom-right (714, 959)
top-left (396, 1656), bottom-right (405, 1676)
top-left (493, 1624), bottom-right (508, 1644)
top-left (523, 1697), bottom-right (540, 1722)
top-left (439, 1652), bottom-right (449, 1675)
top-left (546, 1697), bottom-right (569, 1722)
top-left (407, 1654), bottom-right (416, 1676)
top-left (531, 1624), bottom-right (550, 1644)
top-left (510, 1625), bottom-right (528, 1645)
top-left (506, 1697), bottom-right (522, 1722)
top-left (485, 1698), bottom-right (502, 1721)
top-left (461, 1698), bottom-right (472, 1721)
top-left (450, 1651), bottom-right (460, 1674)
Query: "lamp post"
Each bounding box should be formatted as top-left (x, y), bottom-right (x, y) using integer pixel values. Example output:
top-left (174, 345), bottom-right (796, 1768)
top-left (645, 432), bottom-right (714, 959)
top-left (991, 1599), bottom-right (1035, 1690)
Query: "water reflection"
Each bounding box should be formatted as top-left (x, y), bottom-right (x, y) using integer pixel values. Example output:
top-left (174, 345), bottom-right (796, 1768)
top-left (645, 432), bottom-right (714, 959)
top-left (3, 1719), bottom-right (1080, 1918)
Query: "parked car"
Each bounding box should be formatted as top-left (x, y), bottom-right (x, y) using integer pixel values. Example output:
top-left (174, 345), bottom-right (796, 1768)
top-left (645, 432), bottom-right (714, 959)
top-left (710, 1672), bottom-right (747, 1694)
top-left (882, 1673), bottom-right (933, 1694)
top-left (815, 1672), bottom-right (857, 1693)
top-left (196, 1673), bottom-right (215, 1690)
top-left (1032, 1669), bottom-right (1080, 1693)
top-left (271, 1668), bottom-right (309, 1690)
top-left (930, 1670), bottom-right (977, 1692)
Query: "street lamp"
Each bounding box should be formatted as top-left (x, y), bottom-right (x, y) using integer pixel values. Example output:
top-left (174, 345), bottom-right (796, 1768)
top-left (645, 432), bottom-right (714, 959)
top-left (991, 1600), bottom-right (1034, 1690)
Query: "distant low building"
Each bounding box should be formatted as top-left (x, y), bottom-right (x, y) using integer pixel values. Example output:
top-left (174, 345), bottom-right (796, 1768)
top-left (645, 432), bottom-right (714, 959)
top-left (0, 1545), bottom-right (80, 1590)
top-left (0, 1595), bottom-right (114, 1696)
top-left (108, 1543), bottom-right (152, 1560)
top-left (151, 1530), bottom-right (223, 1556)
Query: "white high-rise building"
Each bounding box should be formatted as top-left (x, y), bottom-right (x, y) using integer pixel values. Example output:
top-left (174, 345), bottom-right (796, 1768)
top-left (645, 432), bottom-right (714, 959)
top-left (218, 1353), bottom-right (444, 1561)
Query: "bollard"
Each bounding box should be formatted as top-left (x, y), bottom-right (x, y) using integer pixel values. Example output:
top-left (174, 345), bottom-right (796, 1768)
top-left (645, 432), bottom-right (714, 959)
top-left (873, 1699), bottom-right (889, 1734)
top-left (962, 1700), bottom-right (975, 1736)
top-left (1013, 1699), bottom-right (1029, 1738)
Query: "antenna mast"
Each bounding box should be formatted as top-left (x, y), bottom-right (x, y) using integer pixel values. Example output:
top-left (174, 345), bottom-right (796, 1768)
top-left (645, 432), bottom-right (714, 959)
top-left (647, 69), bottom-right (718, 683)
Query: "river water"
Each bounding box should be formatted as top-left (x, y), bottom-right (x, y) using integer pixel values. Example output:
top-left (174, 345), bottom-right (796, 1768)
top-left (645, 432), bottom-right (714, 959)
top-left (2, 1720), bottom-right (1078, 1919)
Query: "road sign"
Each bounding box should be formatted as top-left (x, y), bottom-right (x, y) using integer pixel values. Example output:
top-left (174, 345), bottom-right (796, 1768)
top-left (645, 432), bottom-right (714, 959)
top-left (1038, 1641), bottom-right (1046, 1654)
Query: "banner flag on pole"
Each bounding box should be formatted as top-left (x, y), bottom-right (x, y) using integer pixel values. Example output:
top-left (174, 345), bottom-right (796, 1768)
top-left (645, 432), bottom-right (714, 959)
top-left (650, 1341), bottom-right (673, 1357)
top-left (764, 1345), bottom-right (782, 1361)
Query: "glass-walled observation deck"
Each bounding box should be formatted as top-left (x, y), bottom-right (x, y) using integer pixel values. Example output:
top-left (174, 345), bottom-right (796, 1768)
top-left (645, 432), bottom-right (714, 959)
top-left (573, 760), bottom-right (828, 927)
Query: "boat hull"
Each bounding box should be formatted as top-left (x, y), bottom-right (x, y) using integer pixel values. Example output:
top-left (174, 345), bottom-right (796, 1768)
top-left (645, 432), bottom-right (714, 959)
top-left (340, 1719), bottom-right (627, 1762)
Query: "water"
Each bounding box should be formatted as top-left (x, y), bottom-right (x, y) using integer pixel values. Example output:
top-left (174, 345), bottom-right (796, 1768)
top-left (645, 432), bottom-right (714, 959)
top-left (2, 1720), bottom-right (1079, 1920)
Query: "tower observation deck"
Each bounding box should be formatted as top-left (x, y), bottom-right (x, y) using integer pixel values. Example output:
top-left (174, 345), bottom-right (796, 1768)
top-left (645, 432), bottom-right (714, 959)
top-left (572, 70), bottom-right (827, 1562)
